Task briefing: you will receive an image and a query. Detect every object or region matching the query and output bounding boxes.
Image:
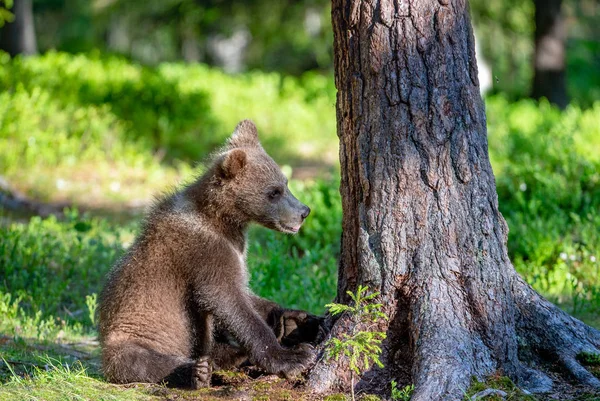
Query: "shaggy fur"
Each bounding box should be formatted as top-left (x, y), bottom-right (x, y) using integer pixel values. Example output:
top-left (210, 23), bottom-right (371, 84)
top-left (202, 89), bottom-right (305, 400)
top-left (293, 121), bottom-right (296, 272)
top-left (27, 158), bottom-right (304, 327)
top-left (98, 120), bottom-right (322, 388)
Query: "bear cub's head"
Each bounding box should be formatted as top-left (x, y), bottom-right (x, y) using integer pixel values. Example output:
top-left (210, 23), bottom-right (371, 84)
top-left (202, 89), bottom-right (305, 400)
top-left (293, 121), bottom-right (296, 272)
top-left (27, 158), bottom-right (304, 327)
top-left (214, 120), bottom-right (310, 234)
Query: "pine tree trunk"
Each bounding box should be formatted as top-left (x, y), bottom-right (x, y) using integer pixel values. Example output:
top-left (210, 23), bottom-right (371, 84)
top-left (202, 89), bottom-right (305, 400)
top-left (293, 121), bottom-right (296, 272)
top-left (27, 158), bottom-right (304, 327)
top-left (0, 0), bottom-right (37, 57)
top-left (531, 0), bottom-right (568, 109)
top-left (307, 0), bottom-right (600, 399)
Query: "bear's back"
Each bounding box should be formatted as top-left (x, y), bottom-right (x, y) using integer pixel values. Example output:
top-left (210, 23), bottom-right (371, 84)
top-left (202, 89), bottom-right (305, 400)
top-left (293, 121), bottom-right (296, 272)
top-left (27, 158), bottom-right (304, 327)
top-left (98, 195), bottom-right (205, 355)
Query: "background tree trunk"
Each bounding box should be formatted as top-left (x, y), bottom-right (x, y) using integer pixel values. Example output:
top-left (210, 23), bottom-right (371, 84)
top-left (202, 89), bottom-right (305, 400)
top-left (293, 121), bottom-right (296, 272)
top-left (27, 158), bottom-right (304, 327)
top-left (531, 0), bottom-right (568, 109)
top-left (308, 0), bottom-right (600, 399)
top-left (0, 0), bottom-right (37, 56)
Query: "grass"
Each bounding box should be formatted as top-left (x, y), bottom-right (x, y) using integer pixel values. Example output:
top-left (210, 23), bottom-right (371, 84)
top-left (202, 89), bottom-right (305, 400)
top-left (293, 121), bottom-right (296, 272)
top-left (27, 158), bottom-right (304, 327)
top-left (1, 52), bottom-right (600, 399)
top-left (0, 347), bottom-right (319, 401)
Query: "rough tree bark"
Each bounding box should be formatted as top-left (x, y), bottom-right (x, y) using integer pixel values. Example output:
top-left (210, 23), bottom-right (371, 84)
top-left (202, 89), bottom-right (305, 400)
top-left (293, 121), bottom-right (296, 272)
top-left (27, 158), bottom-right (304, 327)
top-left (0, 0), bottom-right (37, 57)
top-left (531, 0), bottom-right (568, 109)
top-left (307, 0), bottom-right (600, 399)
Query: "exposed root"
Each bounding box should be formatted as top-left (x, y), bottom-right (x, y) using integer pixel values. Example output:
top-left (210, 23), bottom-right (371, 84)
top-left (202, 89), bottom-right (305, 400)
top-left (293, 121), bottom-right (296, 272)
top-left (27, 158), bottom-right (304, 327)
top-left (509, 275), bottom-right (600, 393)
top-left (408, 325), bottom-right (488, 400)
top-left (513, 365), bottom-right (553, 394)
top-left (410, 368), bottom-right (470, 401)
top-left (305, 357), bottom-right (339, 393)
top-left (560, 355), bottom-right (600, 388)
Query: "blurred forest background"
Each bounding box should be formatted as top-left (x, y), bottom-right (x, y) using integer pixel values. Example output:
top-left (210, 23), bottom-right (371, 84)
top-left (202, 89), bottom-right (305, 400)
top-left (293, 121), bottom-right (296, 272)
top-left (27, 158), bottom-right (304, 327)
top-left (0, 0), bottom-right (600, 398)
top-left (1, 0), bottom-right (599, 100)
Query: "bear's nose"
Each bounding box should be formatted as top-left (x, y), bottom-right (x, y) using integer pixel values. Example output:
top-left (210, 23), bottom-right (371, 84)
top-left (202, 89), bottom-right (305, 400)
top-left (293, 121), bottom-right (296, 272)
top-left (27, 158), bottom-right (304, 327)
top-left (301, 206), bottom-right (311, 220)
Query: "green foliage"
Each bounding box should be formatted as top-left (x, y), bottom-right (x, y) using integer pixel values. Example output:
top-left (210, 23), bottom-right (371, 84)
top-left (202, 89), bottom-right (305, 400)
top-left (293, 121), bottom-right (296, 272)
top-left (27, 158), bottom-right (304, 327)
top-left (390, 381), bottom-right (414, 401)
top-left (577, 352), bottom-right (600, 381)
top-left (31, 0), bottom-right (333, 75)
top-left (469, 0), bottom-right (534, 97)
top-left (0, 52), bottom-right (336, 204)
top-left (0, 51), bottom-right (336, 163)
top-left (0, 292), bottom-right (66, 341)
top-left (0, 209), bottom-right (129, 327)
top-left (358, 395), bottom-right (381, 401)
top-left (469, 0), bottom-right (600, 106)
top-left (487, 96), bottom-right (600, 320)
top-left (0, 355), bottom-right (151, 401)
top-left (323, 395), bottom-right (348, 401)
top-left (327, 331), bottom-right (386, 376)
top-left (577, 352), bottom-right (600, 366)
top-left (326, 285), bottom-right (387, 324)
top-left (0, 0), bottom-right (13, 27)
top-left (325, 286), bottom-right (388, 377)
top-left (568, 38), bottom-right (600, 108)
top-left (11, 0), bottom-right (600, 108)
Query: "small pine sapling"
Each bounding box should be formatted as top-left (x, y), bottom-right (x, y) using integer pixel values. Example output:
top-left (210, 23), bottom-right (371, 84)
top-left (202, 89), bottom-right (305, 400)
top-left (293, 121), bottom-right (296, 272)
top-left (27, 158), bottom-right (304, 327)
top-left (325, 285), bottom-right (388, 401)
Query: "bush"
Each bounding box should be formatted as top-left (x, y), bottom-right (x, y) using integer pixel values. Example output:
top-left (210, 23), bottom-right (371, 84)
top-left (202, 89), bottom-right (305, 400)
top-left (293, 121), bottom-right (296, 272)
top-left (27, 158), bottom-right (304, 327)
top-left (0, 51), bottom-right (337, 165)
top-left (0, 210), bottom-right (128, 329)
top-left (0, 51), bottom-right (337, 205)
top-left (487, 96), bottom-right (600, 317)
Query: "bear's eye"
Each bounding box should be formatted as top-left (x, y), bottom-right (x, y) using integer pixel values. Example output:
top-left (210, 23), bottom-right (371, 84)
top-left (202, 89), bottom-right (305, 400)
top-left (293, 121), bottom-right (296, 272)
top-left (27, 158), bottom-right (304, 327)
top-left (268, 188), bottom-right (283, 200)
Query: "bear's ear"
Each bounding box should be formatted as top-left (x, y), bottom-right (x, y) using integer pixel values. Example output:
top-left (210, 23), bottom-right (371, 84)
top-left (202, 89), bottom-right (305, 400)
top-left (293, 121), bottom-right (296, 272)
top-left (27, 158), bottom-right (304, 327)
top-left (227, 119), bottom-right (259, 149)
top-left (219, 149), bottom-right (247, 179)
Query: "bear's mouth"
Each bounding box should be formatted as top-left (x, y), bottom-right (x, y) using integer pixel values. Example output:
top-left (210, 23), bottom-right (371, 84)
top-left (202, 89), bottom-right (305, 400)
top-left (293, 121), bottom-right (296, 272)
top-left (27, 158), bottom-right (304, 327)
top-left (279, 223), bottom-right (302, 234)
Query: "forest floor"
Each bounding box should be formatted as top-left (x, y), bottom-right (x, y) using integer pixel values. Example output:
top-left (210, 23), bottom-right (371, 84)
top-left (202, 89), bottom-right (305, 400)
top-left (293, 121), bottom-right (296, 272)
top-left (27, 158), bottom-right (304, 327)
top-left (0, 333), bottom-right (333, 401)
top-left (2, 332), bottom-right (600, 401)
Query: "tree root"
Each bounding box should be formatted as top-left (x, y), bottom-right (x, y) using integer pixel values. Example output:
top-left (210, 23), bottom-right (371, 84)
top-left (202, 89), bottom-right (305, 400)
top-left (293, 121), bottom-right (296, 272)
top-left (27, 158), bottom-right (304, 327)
top-left (559, 355), bottom-right (600, 388)
top-left (512, 365), bottom-right (553, 394)
top-left (513, 276), bottom-right (600, 386)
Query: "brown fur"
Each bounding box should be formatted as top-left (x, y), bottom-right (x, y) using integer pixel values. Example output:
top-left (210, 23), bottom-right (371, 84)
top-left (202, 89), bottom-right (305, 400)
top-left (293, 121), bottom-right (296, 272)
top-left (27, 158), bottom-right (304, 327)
top-left (98, 120), bottom-right (321, 388)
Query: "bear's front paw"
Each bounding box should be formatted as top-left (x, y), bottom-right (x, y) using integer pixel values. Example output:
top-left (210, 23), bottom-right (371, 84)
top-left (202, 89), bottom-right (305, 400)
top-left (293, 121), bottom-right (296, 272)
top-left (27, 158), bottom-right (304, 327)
top-left (263, 343), bottom-right (315, 379)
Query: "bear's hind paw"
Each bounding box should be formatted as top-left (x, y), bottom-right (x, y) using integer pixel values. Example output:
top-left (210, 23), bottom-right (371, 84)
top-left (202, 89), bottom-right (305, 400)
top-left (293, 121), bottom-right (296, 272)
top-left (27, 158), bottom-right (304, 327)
top-left (191, 356), bottom-right (212, 389)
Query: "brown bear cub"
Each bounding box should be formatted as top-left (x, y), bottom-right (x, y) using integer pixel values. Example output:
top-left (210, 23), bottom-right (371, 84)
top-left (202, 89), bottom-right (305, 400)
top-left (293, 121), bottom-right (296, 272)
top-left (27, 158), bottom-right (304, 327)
top-left (98, 120), bottom-right (322, 389)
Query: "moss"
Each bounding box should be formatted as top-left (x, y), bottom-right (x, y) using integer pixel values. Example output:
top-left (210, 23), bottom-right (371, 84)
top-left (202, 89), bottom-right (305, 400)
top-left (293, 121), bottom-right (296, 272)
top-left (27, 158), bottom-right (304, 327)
top-left (577, 352), bottom-right (600, 366)
top-left (253, 380), bottom-right (276, 392)
top-left (212, 369), bottom-right (249, 385)
top-left (359, 394), bottom-right (381, 401)
top-left (324, 394), bottom-right (348, 401)
top-left (577, 352), bottom-right (600, 380)
top-left (464, 375), bottom-right (536, 401)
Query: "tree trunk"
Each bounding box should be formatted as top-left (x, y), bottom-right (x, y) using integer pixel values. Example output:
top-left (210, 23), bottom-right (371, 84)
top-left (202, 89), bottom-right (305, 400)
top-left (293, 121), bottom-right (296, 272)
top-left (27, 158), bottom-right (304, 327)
top-left (307, 0), bottom-right (600, 399)
top-left (531, 0), bottom-right (568, 109)
top-left (0, 0), bottom-right (37, 57)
